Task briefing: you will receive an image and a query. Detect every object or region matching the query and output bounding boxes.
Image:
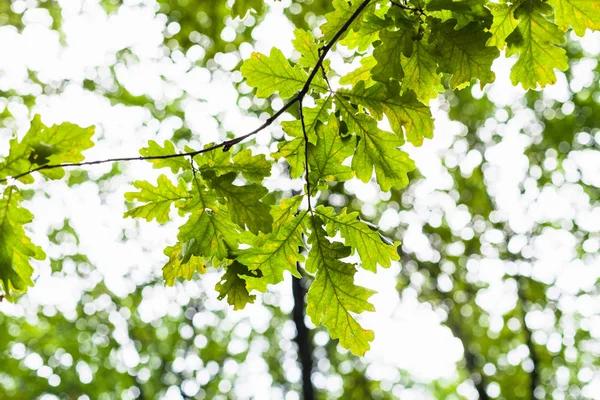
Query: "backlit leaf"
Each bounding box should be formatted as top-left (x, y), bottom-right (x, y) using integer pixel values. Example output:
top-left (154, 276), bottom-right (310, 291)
top-left (237, 211), bottom-right (306, 292)
top-left (550, 0), bottom-right (600, 36)
top-left (124, 175), bottom-right (190, 224)
top-left (506, 0), bottom-right (568, 89)
top-left (162, 242), bottom-right (206, 286)
top-left (306, 216), bottom-right (375, 356)
top-left (240, 48), bottom-right (308, 99)
top-left (216, 261), bottom-right (257, 310)
top-left (430, 19), bottom-right (499, 89)
top-left (0, 187), bottom-right (45, 298)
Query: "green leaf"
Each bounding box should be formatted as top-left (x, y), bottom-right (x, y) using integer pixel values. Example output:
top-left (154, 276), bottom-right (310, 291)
top-left (316, 206), bottom-right (400, 272)
top-left (24, 115), bottom-right (94, 179)
top-left (236, 211), bottom-right (306, 292)
top-left (0, 115), bottom-right (95, 182)
top-left (293, 28), bottom-right (329, 71)
top-left (347, 112), bottom-right (415, 191)
top-left (273, 137), bottom-right (306, 179)
top-left (486, 2), bottom-right (519, 49)
top-left (273, 98), bottom-right (333, 177)
top-left (430, 19), bottom-right (499, 89)
top-left (341, 81), bottom-right (433, 146)
top-left (162, 242), bottom-right (206, 286)
top-left (271, 196), bottom-right (303, 230)
top-left (308, 114), bottom-right (356, 192)
top-left (177, 190), bottom-right (240, 263)
top-left (506, 0), bottom-right (568, 89)
top-left (194, 148), bottom-right (271, 184)
top-left (231, 0), bottom-right (263, 18)
top-left (240, 48), bottom-right (308, 99)
top-left (427, 0), bottom-right (490, 29)
top-left (341, 13), bottom-right (394, 52)
top-left (139, 140), bottom-right (190, 173)
top-left (215, 261), bottom-right (257, 310)
top-left (0, 187), bottom-right (45, 298)
top-left (400, 40), bottom-right (443, 103)
top-left (372, 23), bottom-right (415, 82)
top-left (321, 0), bottom-right (368, 42)
top-left (207, 172), bottom-right (273, 234)
top-left (339, 56), bottom-right (377, 87)
top-left (306, 216), bottom-right (375, 356)
top-left (124, 175), bottom-right (190, 224)
top-left (549, 0), bottom-right (600, 36)
top-left (0, 137), bottom-right (34, 184)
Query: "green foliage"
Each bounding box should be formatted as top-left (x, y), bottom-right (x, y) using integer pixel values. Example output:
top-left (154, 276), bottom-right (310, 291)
top-left (306, 216), bottom-right (375, 356)
top-left (1, 0), bottom-right (599, 358)
top-left (0, 187), bottom-right (45, 298)
top-left (506, 0), bottom-right (568, 89)
top-left (124, 175), bottom-right (190, 224)
top-left (0, 115), bottom-right (94, 183)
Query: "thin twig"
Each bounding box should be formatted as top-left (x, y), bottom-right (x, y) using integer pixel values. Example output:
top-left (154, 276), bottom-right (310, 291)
top-left (298, 99), bottom-right (312, 211)
top-left (0, 0), bottom-right (372, 185)
top-left (317, 47), bottom-right (333, 92)
top-left (390, 0), bottom-right (426, 16)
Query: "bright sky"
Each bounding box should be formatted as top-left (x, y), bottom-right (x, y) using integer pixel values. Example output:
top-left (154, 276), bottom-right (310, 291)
top-left (1, 0), bottom-right (599, 399)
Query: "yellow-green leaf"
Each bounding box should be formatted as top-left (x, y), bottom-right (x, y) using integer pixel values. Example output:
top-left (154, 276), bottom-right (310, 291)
top-left (486, 2), bottom-right (519, 49)
top-left (237, 211), bottom-right (306, 292)
top-left (0, 187), bottom-right (45, 298)
top-left (550, 0), bottom-right (600, 36)
top-left (506, 0), bottom-right (568, 89)
top-left (139, 140), bottom-right (190, 173)
top-left (240, 48), bottom-right (308, 99)
top-left (162, 242), bottom-right (206, 286)
top-left (124, 175), bottom-right (190, 224)
top-left (308, 114), bottom-right (356, 192)
top-left (401, 40), bottom-right (443, 103)
top-left (306, 216), bottom-right (375, 356)
top-left (316, 206), bottom-right (400, 272)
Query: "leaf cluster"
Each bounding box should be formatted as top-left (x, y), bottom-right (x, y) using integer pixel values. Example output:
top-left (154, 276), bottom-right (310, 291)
top-left (1, 0), bottom-right (599, 355)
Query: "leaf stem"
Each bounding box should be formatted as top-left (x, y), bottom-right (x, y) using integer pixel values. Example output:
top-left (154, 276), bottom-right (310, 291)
top-left (298, 99), bottom-right (312, 211)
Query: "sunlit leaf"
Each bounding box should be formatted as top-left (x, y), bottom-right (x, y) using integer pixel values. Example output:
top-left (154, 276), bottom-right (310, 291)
top-left (306, 216), bottom-right (375, 356)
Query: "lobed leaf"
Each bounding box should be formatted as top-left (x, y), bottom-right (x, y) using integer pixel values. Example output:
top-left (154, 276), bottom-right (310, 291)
top-left (206, 172), bottom-right (273, 234)
top-left (506, 0), bottom-right (568, 89)
top-left (215, 261), bottom-right (257, 310)
top-left (316, 206), bottom-right (400, 272)
top-left (240, 47), bottom-right (308, 99)
top-left (308, 114), bottom-right (356, 192)
top-left (486, 2), bottom-right (520, 49)
top-left (549, 0), bottom-right (600, 36)
top-left (306, 217), bottom-right (375, 356)
top-left (162, 242), bottom-right (206, 286)
top-left (0, 187), bottom-right (45, 298)
top-left (124, 175), bottom-right (190, 224)
top-left (430, 19), bottom-right (499, 89)
top-left (139, 140), bottom-right (190, 173)
top-left (0, 115), bottom-right (95, 182)
top-left (236, 211), bottom-right (306, 293)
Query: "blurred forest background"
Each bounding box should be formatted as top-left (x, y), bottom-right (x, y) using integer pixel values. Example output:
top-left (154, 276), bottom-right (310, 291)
top-left (0, 0), bottom-right (599, 399)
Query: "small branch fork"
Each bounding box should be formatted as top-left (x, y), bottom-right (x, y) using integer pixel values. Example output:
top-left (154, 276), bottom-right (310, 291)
top-left (0, 0), bottom-right (372, 186)
top-left (390, 0), bottom-right (426, 17)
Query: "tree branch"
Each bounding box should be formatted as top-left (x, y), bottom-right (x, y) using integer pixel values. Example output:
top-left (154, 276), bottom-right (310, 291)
top-left (0, 0), bottom-right (372, 185)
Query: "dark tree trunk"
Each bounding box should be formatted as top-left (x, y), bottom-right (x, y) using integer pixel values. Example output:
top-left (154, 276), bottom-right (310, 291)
top-left (292, 275), bottom-right (315, 400)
